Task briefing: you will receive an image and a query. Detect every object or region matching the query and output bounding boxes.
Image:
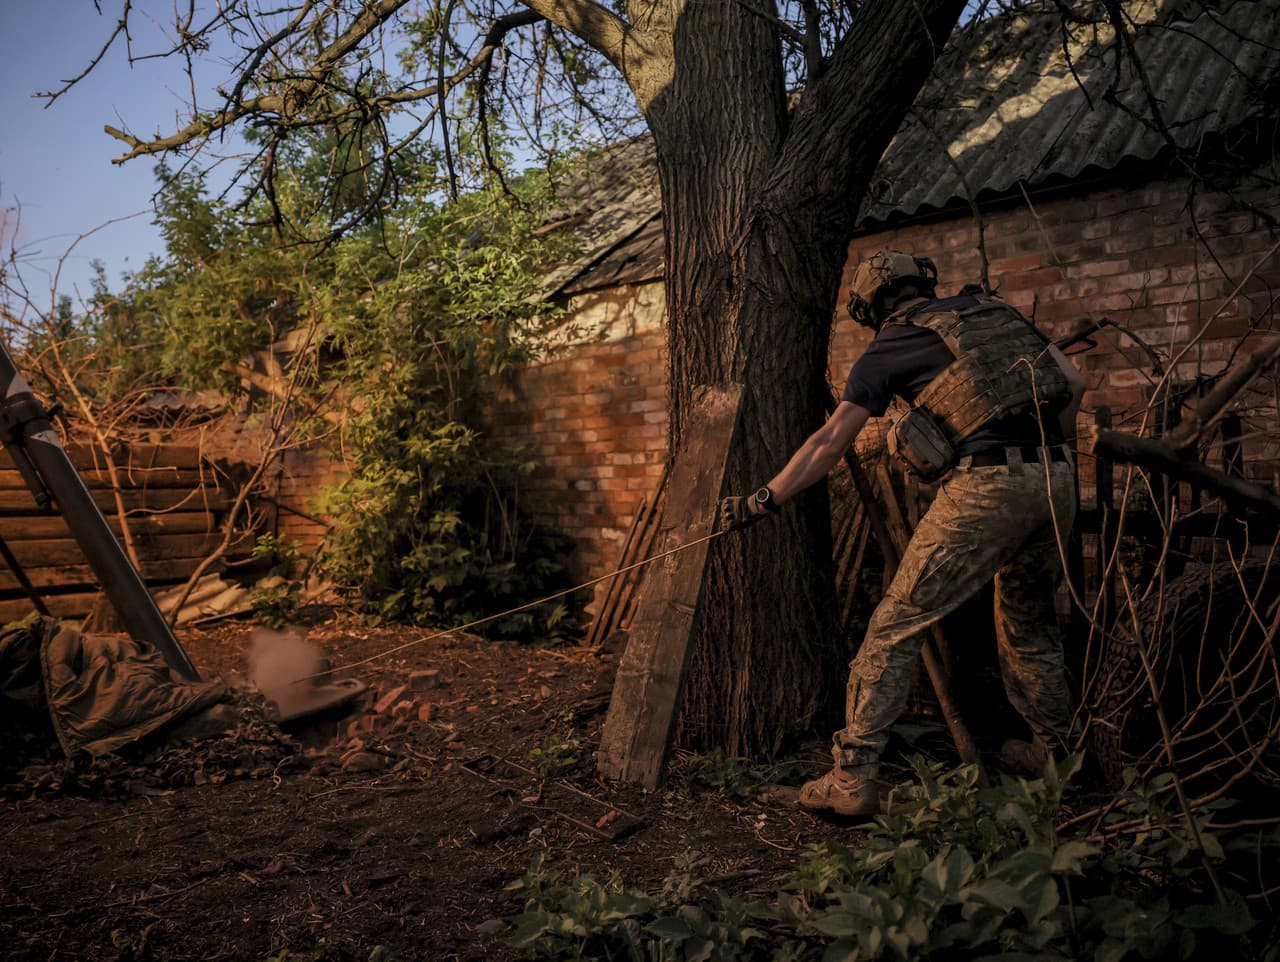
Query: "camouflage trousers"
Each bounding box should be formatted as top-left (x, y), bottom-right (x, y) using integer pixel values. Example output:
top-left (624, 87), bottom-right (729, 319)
top-left (834, 451), bottom-right (1076, 773)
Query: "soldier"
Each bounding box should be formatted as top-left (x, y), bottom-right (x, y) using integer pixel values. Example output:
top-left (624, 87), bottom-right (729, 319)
top-left (720, 250), bottom-right (1086, 817)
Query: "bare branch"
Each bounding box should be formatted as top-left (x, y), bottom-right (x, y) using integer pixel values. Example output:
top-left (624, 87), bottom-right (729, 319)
top-left (104, 4), bottom-right (548, 166)
top-left (1090, 425), bottom-right (1280, 521)
top-left (797, 0), bottom-right (825, 79)
top-left (734, 0), bottom-right (806, 49)
top-left (37, 0), bottom-right (133, 108)
top-left (439, 0), bottom-right (462, 200)
top-left (517, 0), bottom-right (630, 71)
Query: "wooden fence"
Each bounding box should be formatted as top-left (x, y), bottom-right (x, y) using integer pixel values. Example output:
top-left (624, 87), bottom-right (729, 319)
top-left (0, 442), bottom-right (254, 624)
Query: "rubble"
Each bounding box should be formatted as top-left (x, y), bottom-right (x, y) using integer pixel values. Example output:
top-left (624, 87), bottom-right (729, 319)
top-left (374, 685), bottom-right (411, 714)
top-left (409, 669), bottom-right (442, 691)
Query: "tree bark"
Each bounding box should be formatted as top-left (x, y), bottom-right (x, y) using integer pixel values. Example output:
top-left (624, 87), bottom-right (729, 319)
top-left (632, 0), bottom-right (967, 756)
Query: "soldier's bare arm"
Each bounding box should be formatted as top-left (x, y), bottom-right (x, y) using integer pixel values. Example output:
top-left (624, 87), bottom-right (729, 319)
top-left (765, 402), bottom-right (871, 505)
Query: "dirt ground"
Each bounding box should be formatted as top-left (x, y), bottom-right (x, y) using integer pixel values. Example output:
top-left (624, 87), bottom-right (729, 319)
top-left (0, 611), bottom-right (877, 962)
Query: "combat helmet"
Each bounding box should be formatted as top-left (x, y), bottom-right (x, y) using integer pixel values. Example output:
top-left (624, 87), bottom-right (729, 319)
top-left (847, 250), bottom-right (939, 330)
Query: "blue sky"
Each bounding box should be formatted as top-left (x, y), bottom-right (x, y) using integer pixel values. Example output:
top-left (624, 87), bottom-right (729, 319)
top-left (1, 0), bottom-right (242, 309)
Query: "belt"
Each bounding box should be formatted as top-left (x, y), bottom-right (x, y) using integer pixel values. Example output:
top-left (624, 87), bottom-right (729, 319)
top-left (966, 445), bottom-right (1070, 468)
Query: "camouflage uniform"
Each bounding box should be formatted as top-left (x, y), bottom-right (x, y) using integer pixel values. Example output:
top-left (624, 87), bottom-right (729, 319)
top-left (834, 450), bottom-right (1076, 773)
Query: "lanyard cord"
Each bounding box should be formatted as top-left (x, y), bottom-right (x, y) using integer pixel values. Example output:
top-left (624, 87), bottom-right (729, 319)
top-left (303, 526), bottom-right (730, 682)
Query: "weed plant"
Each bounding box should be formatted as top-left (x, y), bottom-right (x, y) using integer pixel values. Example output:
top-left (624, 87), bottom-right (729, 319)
top-left (484, 757), bottom-right (1279, 960)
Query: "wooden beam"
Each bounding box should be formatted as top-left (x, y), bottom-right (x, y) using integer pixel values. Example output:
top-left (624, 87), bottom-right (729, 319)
top-left (1, 511), bottom-right (217, 541)
top-left (0, 557), bottom-right (211, 593)
top-left (0, 591), bottom-right (101, 624)
top-left (1, 532), bottom-right (253, 568)
top-left (0, 487), bottom-right (229, 513)
top-left (0, 442), bottom-right (205, 474)
top-left (0, 467), bottom-right (216, 490)
top-left (597, 384), bottom-right (743, 789)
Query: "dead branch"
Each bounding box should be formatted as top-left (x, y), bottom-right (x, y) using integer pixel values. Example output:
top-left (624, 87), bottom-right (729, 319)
top-left (102, 3), bottom-right (545, 165)
top-left (1167, 336), bottom-right (1280, 453)
top-left (1089, 426), bottom-right (1280, 521)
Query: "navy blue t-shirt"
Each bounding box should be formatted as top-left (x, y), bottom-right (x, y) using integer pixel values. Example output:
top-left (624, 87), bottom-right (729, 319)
top-left (842, 295), bottom-right (1062, 457)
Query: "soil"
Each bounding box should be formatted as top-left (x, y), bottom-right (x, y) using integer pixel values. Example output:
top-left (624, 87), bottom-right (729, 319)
top-left (0, 611), bottom-right (877, 962)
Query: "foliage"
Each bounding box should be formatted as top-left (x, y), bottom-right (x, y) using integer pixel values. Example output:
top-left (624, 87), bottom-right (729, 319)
top-left (528, 732), bottom-right (587, 779)
top-left (248, 535), bottom-right (306, 628)
top-left (671, 749), bottom-right (802, 802)
top-left (96, 133), bottom-right (584, 639)
top-left (486, 757), bottom-right (1279, 960)
top-left (308, 172), bottom-right (578, 636)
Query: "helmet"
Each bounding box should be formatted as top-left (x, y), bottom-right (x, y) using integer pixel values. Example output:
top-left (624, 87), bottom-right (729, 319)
top-left (847, 250), bottom-right (939, 330)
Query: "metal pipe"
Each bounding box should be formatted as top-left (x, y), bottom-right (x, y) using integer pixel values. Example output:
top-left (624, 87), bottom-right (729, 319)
top-left (0, 340), bottom-right (200, 680)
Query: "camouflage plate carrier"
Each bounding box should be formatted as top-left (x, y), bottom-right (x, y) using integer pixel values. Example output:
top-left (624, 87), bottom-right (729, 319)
top-left (887, 297), bottom-right (1072, 481)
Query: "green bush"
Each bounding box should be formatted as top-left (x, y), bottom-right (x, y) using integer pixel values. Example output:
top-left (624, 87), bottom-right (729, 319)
top-left (486, 757), bottom-right (1278, 960)
top-left (91, 143), bottom-right (585, 639)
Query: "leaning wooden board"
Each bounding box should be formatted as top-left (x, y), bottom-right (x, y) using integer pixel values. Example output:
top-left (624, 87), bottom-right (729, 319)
top-left (596, 384), bottom-right (743, 790)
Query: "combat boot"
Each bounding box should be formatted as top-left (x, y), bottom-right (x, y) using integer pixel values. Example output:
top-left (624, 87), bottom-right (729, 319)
top-left (798, 766), bottom-right (880, 817)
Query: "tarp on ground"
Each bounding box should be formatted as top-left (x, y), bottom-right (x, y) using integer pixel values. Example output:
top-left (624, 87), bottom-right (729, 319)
top-left (0, 617), bottom-right (226, 756)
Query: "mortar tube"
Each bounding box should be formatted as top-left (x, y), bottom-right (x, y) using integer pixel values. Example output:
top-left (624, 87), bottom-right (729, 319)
top-left (0, 342), bottom-right (200, 680)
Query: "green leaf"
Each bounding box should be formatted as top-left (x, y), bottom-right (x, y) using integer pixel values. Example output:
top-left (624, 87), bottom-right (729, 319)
top-left (1198, 833), bottom-right (1225, 861)
top-left (686, 937), bottom-right (715, 962)
top-left (809, 912), bottom-right (859, 938)
top-left (960, 878), bottom-right (1026, 914)
top-left (646, 917), bottom-right (692, 941)
top-left (1050, 840), bottom-right (1099, 875)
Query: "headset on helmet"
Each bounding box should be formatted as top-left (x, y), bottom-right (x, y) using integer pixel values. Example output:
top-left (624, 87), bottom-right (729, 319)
top-left (847, 250), bottom-right (939, 330)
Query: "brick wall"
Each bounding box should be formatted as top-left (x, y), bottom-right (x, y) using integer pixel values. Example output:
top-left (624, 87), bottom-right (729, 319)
top-left (486, 284), bottom-right (669, 599)
top-left (273, 445), bottom-right (349, 554)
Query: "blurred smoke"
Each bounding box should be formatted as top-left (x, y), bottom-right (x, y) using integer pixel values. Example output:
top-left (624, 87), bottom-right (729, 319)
top-left (247, 627), bottom-right (324, 719)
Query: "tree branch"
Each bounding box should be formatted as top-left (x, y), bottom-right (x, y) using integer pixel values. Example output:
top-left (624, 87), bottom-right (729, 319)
top-left (763, 0), bottom-right (968, 221)
top-left (1090, 426), bottom-right (1280, 521)
top-left (517, 0), bottom-right (631, 72)
top-left (1166, 335), bottom-right (1280, 453)
top-left (797, 0), bottom-right (825, 80)
top-left (37, 0), bottom-right (133, 108)
top-left (103, 5), bottom-right (547, 164)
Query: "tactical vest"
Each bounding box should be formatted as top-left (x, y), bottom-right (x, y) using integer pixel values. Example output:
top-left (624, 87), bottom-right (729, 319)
top-left (886, 297), bottom-right (1073, 480)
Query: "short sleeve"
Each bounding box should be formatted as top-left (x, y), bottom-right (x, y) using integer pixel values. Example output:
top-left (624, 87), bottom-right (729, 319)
top-left (842, 338), bottom-right (895, 416)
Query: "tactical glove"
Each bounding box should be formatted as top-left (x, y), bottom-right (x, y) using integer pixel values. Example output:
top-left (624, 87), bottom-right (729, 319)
top-left (718, 486), bottom-right (778, 532)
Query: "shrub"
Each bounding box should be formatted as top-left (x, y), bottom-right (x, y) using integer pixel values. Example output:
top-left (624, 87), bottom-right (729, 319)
top-left (485, 757), bottom-right (1278, 960)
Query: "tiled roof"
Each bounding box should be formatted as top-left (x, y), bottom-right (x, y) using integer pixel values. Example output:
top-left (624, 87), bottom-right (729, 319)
top-left (863, 0), bottom-right (1280, 223)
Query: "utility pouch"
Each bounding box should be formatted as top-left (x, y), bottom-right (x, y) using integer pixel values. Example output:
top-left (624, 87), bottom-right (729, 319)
top-left (887, 408), bottom-right (956, 481)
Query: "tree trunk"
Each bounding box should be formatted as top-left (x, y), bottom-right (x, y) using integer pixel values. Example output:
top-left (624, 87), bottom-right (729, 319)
top-left (636, 0), bottom-right (967, 757)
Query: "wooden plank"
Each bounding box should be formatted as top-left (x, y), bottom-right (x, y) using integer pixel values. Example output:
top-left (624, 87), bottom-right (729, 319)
top-left (597, 384), bottom-right (743, 789)
top-left (1, 532), bottom-right (251, 568)
top-left (0, 442), bottom-right (204, 473)
top-left (0, 466), bottom-right (217, 490)
top-left (586, 495), bottom-right (648, 647)
top-left (0, 591), bottom-right (101, 625)
top-left (0, 556), bottom-right (209, 593)
top-left (1, 511), bottom-right (217, 541)
top-left (0, 487), bottom-right (229, 514)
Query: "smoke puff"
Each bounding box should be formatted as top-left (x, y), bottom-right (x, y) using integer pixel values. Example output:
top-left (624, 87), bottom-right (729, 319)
top-left (247, 627), bottom-right (323, 719)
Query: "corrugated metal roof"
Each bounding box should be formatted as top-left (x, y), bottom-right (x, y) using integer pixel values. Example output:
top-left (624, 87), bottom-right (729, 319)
top-left (548, 0), bottom-right (1280, 292)
top-left (862, 0), bottom-right (1280, 222)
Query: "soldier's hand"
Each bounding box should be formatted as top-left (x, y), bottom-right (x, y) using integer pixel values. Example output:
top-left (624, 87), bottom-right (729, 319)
top-left (718, 487), bottom-right (777, 532)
